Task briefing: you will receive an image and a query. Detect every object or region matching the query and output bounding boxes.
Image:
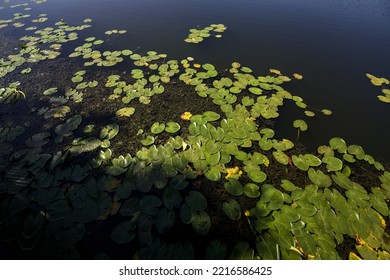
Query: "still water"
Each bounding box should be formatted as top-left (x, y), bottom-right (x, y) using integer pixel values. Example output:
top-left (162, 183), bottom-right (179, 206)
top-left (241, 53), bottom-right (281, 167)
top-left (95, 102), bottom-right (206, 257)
top-left (3, 0), bottom-right (390, 159)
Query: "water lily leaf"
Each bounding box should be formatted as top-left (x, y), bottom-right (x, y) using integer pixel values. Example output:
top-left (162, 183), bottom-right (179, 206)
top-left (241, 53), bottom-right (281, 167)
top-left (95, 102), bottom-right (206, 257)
top-left (205, 239), bottom-right (227, 260)
top-left (140, 195), bottom-right (162, 215)
top-left (205, 165), bottom-right (222, 181)
top-left (302, 154), bottom-right (322, 167)
top-left (296, 201), bottom-right (317, 217)
top-left (321, 109), bottom-right (332, 115)
top-left (151, 122), bottom-right (165, 134)
top-left (100, 123), bottom-right (119, 140)
top-left (273, 150), bottom-right (289, 165)
top-left (223, 199), bottom-right (242, 220)
top-left (202, 111), bottom-right (220, 122)
top-left (322, 156), bottom-right (343, 172)
top-left (106, 165), bottom-right (127, 176)
top-left (141, 135), bottom-right (155, 146)
top-left (248, 169), bottom-right (267, 183)
top-left (180, 204), bottom-right (195, 224)
top-left (292, 155), bottom-right (309, 171)
top-left (329, 137), bottom-right (347, 153)
top-left (43, 87), bottom-right (58, 96)
top-left (25, 132), bottom-right (51, 148)
top-left (244, 183), bottom-right (260, 198)
top-left (191, 211), bottom-right (211, 235)
top-left (154, 208), bottom-right (175, 233)
top-left (280, 180), bottom-right (298, 192)
top-left (116, 107), bottom-right (135, 118)
top-left (331, 172), bottom-right (353, 190)
top-left (165, 122), bottom-right (180, 133)
top-left (162, 187), bottom-right (182, 210)
top-left (347, 145), bottom-right (365, 160)
top-left (249, 87), bottom-right (263, 95)
top-left (224, 179), bottom-right (244, 196)
top-left (293, 119), bottom-right (308, 131)
top-left (185, 191), bottom-right (207, 211)
top-left (44, 106), bottom-right (71, 118)
top-left (308, 168), bottom-right (332, 188)
top-left (111, 221), bottom-right (136, 244)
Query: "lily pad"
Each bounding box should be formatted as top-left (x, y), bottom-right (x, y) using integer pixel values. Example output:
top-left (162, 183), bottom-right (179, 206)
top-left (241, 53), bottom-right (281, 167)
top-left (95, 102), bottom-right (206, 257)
top-left (165, 122), bottom-right (181, 133)
top-left (100, 123), bottom-right (119, 140)
top-left (111, 221), bottom-right (136, 244)
top-left (151, 122), bottom-right (165, 134)
top-left (293, 119), bottom-right (308, 131)
top-left (191, 211), bottom-right (211, 235)
top-left (223, 199), bottom-right (242, 220)
top-left (116, 107), bottom-right (135, 118)
top-left (185, 191), bottom-right (207, 211)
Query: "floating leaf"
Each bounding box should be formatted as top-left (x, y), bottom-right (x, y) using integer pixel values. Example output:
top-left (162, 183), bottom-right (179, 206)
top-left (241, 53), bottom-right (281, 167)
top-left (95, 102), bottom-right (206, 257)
top-left (244, 183), bottom-right (260, 198)
top-left (247, 169), bottom-right (267, 183)
top-left (293, 119), bottom-right (308, 131)
top-left (185, 191), bottom-right (207, 211)
top-left (100, 123), bottom-right (119, 140)
top-left (165, 122), bottom-right (181, 133)
top-left (111, 221), bottom-right (136, 244)
top-left (151, 122), bottom-right (165, 134)
top-left (116, 107), bottom-right (135, 117)
top-left (322, 156), bottom-right (343, 172)
top-left (191, 211), bottom-right (211, 235)
top-left (223, 199), bottom-right (242, 220)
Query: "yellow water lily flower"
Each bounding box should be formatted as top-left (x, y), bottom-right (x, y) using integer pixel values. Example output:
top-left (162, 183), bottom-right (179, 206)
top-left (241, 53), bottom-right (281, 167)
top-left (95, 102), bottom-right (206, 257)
top-left (193, 63), bottom-right (201, 68)
top-left (225, 166), bottom-right (243, 180)
top-left (244, 210), bottom-right (251, 217)
top-left (180, 111), bottom-right (192, 120)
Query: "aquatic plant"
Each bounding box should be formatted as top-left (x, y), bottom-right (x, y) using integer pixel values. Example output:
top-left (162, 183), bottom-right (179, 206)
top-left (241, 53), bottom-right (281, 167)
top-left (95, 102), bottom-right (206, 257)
top-left (0, 1), bottom-right (388, 261)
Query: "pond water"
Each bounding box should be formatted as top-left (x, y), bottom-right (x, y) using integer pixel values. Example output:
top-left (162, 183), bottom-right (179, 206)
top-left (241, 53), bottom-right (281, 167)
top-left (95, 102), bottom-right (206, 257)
top-left (4, 0), bottom-right (386, 158)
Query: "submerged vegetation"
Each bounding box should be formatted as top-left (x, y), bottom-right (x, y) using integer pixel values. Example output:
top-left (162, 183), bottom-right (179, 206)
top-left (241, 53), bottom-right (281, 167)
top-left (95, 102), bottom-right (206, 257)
top-left (0, 0), bottom-right (389, 260)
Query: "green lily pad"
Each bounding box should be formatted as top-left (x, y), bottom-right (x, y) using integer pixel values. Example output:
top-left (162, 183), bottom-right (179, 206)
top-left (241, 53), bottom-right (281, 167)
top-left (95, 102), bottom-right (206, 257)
top-left (292, 155), bottom-right (309, 171)
top-left (322, 156), bottom-right (343, 171)
top-left (141, 135), bottom-right (155, 146)
top-left (329, 137), bottom-right (347, 153)
top-left (205, 239), bottom-right (227, 260)
top-left (162, 187), bottom-right (182, 210)
top-left (165, 122), bottom-right (180, 133)
top-left (25, 132), bottom-right (51, 148)
top-left (185, 191), bottom-right (207, 211)
top-left (243, 183), bottom-right (260, 198)
top-left (154, 209), bottom-right (175, 233)
top-left (308, 168), bottom-right (332, 188)
top-left (224, 179), bottom-right (244, 196)
top-left (43, 87), bottom-right (58, 96)
top-left (248, 169), bottom-right (267, 183)
top-left (191, 211), bottom-right (211, 235)
top-left (140, 195), bottom-right (162, 215)
top-left (151, 122), bottom-right (165, 134)
top-left (273, 150), bottom-right (289, 165)
top-left (293, 119), bottom-right (308, 131)
top-left (100, 123), bottom-right (119, 140)
top-left (203, 111), bottom-right (220, 121)
top-left (111, 221), bottom-right (136, 244)
top-left (223, 199), bottom-right (242, 220)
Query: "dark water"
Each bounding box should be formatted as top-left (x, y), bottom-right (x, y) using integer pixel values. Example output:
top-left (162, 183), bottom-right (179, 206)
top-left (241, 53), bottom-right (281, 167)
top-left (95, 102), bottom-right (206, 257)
top-left (3, 0), bottom-right (390, 159)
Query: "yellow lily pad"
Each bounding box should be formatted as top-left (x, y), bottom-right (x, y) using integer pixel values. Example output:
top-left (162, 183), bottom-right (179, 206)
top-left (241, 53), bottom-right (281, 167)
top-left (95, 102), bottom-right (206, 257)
top-left (116, 107), bottom-right (135, 117)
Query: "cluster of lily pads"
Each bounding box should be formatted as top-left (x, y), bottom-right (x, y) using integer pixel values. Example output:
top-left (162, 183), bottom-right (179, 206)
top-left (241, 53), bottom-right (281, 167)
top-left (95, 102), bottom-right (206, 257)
top-left (0, 0), bottom-right (389, 260)
top-left (366, 73), bottom-right (390, 103)
top-left (184, 23), bottom-right (227, 44)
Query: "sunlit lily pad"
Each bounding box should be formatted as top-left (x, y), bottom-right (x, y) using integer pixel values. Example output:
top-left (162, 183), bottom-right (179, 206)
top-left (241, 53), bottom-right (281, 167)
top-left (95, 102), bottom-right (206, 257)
top-left (165, 122), bottom-right (181, 133)
top-left (116, 107), bottom-right (135, 117)
top-left (151, 122), bottom-right (165, 134)
top-left (100, 123), bottom-right (119, 140)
